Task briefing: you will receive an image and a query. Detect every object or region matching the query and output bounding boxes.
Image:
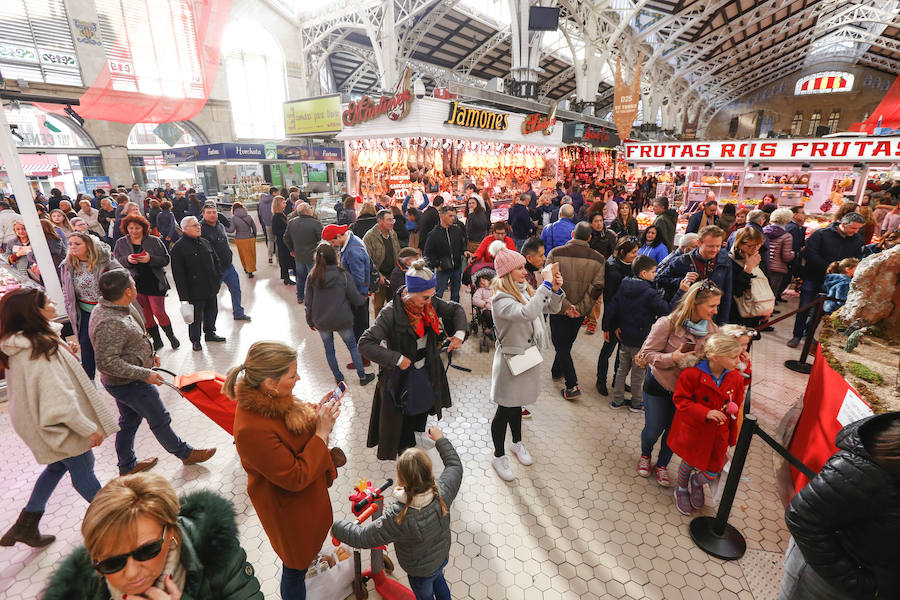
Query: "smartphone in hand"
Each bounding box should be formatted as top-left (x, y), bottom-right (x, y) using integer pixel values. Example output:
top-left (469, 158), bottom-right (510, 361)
top-left (330, 381), bottom-right (348, 402)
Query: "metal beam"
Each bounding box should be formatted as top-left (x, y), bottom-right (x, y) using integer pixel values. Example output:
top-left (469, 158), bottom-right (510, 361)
top-left (456, 30), bottom-right (512, 74)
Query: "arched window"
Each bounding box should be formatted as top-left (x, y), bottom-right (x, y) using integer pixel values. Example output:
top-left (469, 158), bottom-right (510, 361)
top-left (794, 71), bottom-right (854, 95)
top-left (126, 122), bottom-right (205, 150)
top-left (223, 21), bottom-right (287, 139)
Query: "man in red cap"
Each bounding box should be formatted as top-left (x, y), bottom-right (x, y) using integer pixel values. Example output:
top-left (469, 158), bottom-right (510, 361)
top-left (323, 223), bottom-right (373, 367)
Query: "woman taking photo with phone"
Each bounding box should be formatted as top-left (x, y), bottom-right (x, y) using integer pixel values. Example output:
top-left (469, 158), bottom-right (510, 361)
top-left (113, 213), bottom-right (180, 351)
top-left (44, 472), bottom-right (264, 599)
top-left (636, 280), bottom-right (722, 487)
top-left (488, 247), bottom-right (564, 482)
top-left (0, 288), bottom-right (117, 548)
top-left (226, 341), bottom-right (344, 600)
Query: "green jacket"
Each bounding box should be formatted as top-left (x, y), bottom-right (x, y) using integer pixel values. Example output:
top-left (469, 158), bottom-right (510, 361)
top-left (331, 437), bottom-right (463, 576)
top-left (363, 224), bottom-right (401, 274)
top-left (43, 491), bottom-right (263, 600)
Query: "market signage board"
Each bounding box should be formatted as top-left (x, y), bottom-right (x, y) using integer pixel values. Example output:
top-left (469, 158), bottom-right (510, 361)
top-left (283, 94), bottom-right (342, 135)
top-left (342, 74), bottom-right (414, 127)
top-left (562, 122), bottom-right (621, 148)
top-left (163, 143), bottom-right (266, 162)
top-left (623, 138), bottom-right (900, 162)
top-left (276, 144), bottom-right (344, 161)
top-left (522, 102), bottom-right (558, 135)
top-left (613, 55), bottom-right (641, 142)
top-left (445, 101), bottom-right (509, 131)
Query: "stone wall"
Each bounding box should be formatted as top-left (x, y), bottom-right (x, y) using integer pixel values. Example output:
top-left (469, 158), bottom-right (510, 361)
top-left (707, 64), bottom-right (896, 140)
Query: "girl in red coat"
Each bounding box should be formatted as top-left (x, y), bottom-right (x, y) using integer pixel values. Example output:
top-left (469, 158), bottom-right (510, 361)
top-left (669, 333), bottom-right (745, 515)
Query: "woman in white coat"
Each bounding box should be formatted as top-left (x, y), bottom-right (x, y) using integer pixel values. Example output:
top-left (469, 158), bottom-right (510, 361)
top-left (489, 245), bottom-right (564, 481)
top-left (0, 288), bottom-right (118, 548)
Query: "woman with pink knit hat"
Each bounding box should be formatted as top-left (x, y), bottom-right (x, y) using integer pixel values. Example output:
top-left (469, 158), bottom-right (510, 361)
top-left (489, 246), bottom-right (565, 481)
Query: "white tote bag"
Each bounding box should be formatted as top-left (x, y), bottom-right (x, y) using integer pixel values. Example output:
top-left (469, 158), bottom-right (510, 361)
top-left (305, 545), bottom-right (354, 600)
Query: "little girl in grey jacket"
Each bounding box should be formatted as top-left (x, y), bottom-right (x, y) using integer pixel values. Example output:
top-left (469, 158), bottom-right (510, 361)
top-left (331, 428), bottom-right (462, 600)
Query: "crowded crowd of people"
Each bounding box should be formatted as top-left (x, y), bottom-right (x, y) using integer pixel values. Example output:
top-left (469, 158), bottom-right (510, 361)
top-left (0, 175), bottom-right (898, 600)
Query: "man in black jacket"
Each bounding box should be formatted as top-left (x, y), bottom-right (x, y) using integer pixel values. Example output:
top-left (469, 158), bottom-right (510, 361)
top-left (416, 194), bottom-right (443, 251)
top-left (200, 204), bottom-right (250, 321)
top-left (789, 212), bottom-right (864, 346)
top-left (170, 217), bottom-right (225, 351)
top-left (424, 205), bottom-right (470, 302)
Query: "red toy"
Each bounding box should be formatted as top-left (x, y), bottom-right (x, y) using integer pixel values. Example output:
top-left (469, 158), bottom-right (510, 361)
top-left (337, 479), bottom-right (415, 600)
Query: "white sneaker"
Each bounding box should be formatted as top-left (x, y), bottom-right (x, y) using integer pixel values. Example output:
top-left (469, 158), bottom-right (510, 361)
top-left (509, 441), bottom-right (534, 466)
top-left (415, 431), bottom-right (435, 449)
top-left (492, 455), bottom-right (516, 481)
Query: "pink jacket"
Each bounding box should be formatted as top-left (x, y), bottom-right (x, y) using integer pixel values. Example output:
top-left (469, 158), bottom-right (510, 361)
top-left (763, 224), bottom-right (795, 274)
top-left (472, 287), bottom-right (493, 310)
top-left (639, 315), bottom-right (718, 392)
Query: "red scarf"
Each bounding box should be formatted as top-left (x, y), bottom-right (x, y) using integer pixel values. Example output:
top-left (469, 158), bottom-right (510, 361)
top-left (404, 300), bottom-right (441, 338)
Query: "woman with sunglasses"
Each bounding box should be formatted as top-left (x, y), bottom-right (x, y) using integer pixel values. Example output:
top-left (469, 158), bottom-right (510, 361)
top-left (44, 472), bottom-right (263, 599)
top-left (0, 288), bottom-right (118, 549)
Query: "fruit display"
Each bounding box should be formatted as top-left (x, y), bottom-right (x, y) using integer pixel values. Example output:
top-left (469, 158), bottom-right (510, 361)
top-left (753, 173), bottom-right (810, 185)
top-left (349, 137), bottom-right (556, 200)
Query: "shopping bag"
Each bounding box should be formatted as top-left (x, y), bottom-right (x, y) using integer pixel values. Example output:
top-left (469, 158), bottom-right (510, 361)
top-left (305, 544), bottom-right (354, 600)
top-left (180, 301), bottom-right (194, 324)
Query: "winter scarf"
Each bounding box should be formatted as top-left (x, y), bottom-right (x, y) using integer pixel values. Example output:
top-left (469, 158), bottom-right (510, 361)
top-left (403, 298), bottom-right (440, 338)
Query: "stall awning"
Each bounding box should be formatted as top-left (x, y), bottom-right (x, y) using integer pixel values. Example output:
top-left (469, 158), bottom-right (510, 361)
top-left (0, 154), bottom-right (59, 177)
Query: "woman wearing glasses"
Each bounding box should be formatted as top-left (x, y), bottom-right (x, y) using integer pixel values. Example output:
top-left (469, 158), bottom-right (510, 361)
top-left (44, 472), bottom-right (263, 600)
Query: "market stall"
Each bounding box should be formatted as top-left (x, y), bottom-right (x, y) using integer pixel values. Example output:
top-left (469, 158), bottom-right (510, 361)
top-left (336, 97), bottom-right (563, 212)
top-left (623, 137), bottom-right (900, 217)
top-left (559, 122), bottom-right (624, 185)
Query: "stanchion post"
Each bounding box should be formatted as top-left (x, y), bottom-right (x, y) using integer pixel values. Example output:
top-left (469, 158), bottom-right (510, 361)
top-left (785, 294), bottom-right (825, 375)
top-left (689, 414), bottom-right (758, 560)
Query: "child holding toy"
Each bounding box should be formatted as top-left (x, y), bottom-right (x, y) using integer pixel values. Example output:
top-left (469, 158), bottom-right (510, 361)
top-left (668, 333), bottom-right (745, 515)
top-left (331, 427), bottom-right (462, 600)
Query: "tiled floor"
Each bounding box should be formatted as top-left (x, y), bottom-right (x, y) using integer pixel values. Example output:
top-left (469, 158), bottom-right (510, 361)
top-left (0, 241), bottom-right (810, 599)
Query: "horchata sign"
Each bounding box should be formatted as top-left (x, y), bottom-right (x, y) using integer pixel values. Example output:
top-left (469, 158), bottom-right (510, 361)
top-left (613, 55), bottom-right (641, 142)
top-left (623, 138), bottom-right (900, 162)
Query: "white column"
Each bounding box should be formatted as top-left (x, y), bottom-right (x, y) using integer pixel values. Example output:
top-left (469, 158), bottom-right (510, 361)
top-left (0, 107), bottom-right (64, 306)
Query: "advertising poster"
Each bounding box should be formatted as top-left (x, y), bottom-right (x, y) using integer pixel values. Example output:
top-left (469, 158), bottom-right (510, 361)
top-left (283, 94), bottom-right (342, 136)
top-left (82, 175), bottom-right (111, 193)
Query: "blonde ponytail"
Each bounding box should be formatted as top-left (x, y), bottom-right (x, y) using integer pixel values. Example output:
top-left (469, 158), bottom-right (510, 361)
top-left (221, 341), bottom-right (298, 399)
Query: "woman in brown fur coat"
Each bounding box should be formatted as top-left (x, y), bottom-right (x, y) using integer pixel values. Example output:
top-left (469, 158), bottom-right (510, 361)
top-left (225, 341), bottom-right (345, 600)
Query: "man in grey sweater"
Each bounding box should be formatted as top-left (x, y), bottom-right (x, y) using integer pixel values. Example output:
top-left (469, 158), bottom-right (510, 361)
top-left (89, 269), bottom-right (215, 475)
top-left (284, 202), bottom-right (323, 304)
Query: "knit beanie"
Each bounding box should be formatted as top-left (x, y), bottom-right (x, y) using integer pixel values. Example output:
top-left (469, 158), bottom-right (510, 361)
top-left (494, 247), bottom-right (526, 277)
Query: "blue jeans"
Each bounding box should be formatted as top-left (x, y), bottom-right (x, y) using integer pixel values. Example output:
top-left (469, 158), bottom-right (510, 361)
top-left (105, 381), bottom-right (193, 474)
top-left (295, 261), bottom-right (312, 301)
top-left (23, 450), bottom-right (101, 512)
top-left (791, 279), bottom-right (820, 340)
top-left (407, 560), bottom-right (451, 600)
top-left (280, 565), bottom-right (308, 600)
top-left (640, 374), bottom-right (675, 467)
top-left (78, 308), bottom-right (95, 380)
top-left (319, 328), bottom-right (365, 382)
top-left (435, 268), bottom-right (461, 302)
top-left (220, 265), bottom-right (246, 317)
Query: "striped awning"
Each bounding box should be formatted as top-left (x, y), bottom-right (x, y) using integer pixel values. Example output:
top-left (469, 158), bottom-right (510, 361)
top-left (800, 76), bottom-right (850, 93)
top-left (0, 154), bottom-right (59, 177)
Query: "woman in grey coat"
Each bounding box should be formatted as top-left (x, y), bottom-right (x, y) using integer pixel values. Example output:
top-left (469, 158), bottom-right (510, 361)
top-left (230, 202), bottom-right (258, 278)
top-left (490, 246), bottom-right (564, 482)
top-left (305, 243), bottom-right (374, 386)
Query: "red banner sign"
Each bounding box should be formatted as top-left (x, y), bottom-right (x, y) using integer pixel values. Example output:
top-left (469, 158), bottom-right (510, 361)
top-left (787, 346), bottom-right (873, 494)
top-left (624, 138), bottom-right (900, 162)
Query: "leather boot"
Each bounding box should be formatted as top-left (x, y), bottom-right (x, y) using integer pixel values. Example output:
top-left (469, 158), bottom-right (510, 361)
top-left (147, 325), bottom-right (164, 351)
top-left (161, 324), bottom-right (180, 349)
top-left (0, 510), bottom-right (55, 548)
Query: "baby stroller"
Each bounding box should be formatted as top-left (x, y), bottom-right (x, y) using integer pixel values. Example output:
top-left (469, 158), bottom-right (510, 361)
top-left (467, 263), bottom-right (496, 353)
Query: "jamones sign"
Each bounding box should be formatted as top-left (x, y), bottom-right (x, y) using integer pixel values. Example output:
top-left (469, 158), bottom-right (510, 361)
top-left (624, 138), bottom-right (900, 162)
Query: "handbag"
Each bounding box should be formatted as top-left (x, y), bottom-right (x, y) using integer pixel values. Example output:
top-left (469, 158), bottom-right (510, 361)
top-left (305, 544), bottom-right (354, 600)
top-left (397, 366), bottom-right (436, 415)
top-left (180, 301), bottom-right (194, 324)
top-left (496, 321), bottom-right (544, 376)
top-left (734, 265), bottom-right (775, 318)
